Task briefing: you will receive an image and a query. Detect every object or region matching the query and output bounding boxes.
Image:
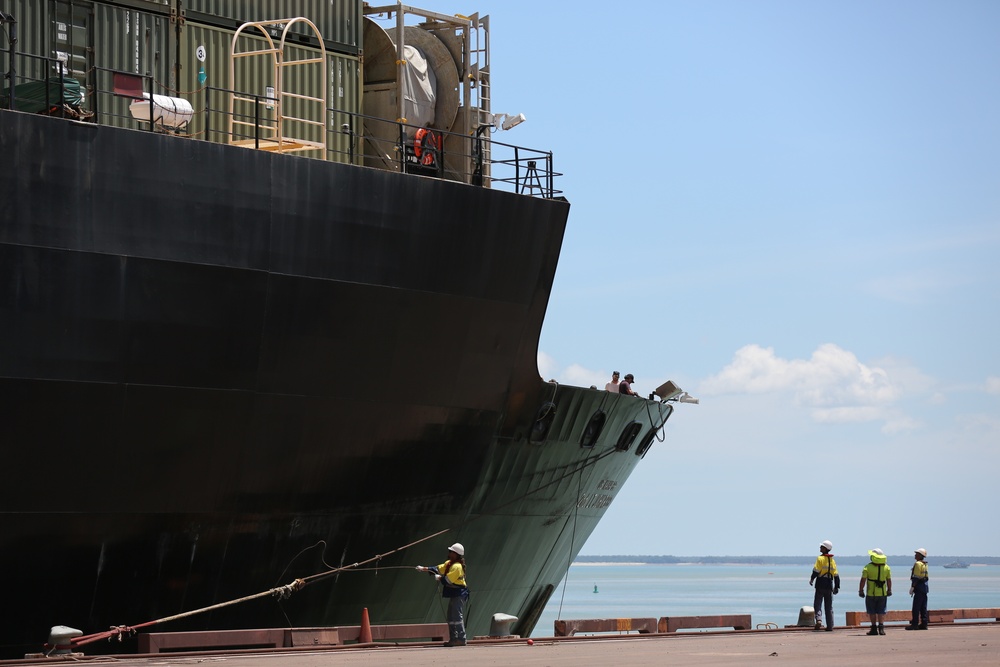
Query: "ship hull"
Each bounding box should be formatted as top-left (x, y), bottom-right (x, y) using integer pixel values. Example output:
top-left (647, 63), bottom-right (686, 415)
top-left (0, 111), bottom-right (672, 657)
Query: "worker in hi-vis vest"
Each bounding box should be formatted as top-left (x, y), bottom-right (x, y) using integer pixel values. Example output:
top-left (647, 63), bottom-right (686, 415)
top-left (859, 548), bottom-right (892, 635)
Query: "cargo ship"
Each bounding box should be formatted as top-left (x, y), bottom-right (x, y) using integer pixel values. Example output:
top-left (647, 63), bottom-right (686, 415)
top-left (0, 0), bottom-right (691, 657)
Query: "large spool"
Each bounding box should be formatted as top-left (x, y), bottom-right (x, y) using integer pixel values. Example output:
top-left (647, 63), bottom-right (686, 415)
top-left (362, 18), bottom-right (462, 173)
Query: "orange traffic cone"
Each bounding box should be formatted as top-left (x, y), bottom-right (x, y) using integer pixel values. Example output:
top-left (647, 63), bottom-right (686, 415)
top-left (360, 607), bottom-right (373, 644)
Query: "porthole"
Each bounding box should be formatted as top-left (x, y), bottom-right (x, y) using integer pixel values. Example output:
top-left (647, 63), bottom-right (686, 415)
top-left (528, 401), bottom-right (557, 444)
top-left (579, 410), bottom-right (606, 448)
top-left (615, 421), bottom-right (642, 452)
top-left (636, 429), bottom-right (657, 458)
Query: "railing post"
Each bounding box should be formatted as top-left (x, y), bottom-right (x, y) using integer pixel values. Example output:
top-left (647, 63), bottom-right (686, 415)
top-left (61, 66), bottom-right (68, 118)
top-left (204, 86), bottom-right (212, 143)
top-left (146, 74), bottom-right (154, 129)
top-left (398, 121), bottom-right (405, 172)
top-left (1, 12), bottom-right (17, 110)
top-left (547, 151), bottom-right (554, 199)
top-left (254, 94), bottom-right (260, 150)
top-left (513, 146), bottom-right (520, 192)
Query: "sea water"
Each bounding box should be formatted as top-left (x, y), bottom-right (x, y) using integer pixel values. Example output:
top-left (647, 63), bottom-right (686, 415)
top-left (530, 563), bottom-right (1000, 636)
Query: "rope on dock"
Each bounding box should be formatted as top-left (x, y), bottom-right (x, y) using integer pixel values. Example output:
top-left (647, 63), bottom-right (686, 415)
top-left (65, 397), bottom-right (672, 652)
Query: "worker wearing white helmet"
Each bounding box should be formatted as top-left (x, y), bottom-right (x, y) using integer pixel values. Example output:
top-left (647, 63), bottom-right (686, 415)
top-left (907, 548), bottom-right (930, 630)
top-left (416, 543), bottom-right (469, 646)
top-left (808, 540), bottom-right (840, 631)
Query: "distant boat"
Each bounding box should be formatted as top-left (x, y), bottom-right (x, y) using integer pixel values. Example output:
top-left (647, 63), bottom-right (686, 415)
top-left (943, 560), bottom-right (970, 569)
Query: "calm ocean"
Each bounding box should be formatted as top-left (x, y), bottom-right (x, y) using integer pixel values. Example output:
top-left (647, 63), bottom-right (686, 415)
top-left (531, 563), bottom-right (1000, 636)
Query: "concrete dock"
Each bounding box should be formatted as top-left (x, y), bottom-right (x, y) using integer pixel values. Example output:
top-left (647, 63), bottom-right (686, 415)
top-left (6, 624), bottom-right (998, 667)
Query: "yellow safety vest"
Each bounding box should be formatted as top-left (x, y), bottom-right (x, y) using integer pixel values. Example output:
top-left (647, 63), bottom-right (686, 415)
top-left (813, 554), bottom-right (838, 579)
top-left (436, 560), bottom-right (466, 588)
top-left (863, 562), bottom-right (891, 596)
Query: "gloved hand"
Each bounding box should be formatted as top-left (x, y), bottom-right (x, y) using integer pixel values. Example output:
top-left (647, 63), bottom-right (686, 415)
top-left (435, 574), bottom-right (442, 581)
top-left (416, 566), bottom-right (425, 572)
top-left (858, 591), bottom-right (865, 598)
top-left (888, 591), bottom-right (892, 596)
top-left (834, 587), bottom-right (839, 595)
top-left (808, 579), bottom-right (814, 587)
top-left (909, 586), bottom-right (914, 596)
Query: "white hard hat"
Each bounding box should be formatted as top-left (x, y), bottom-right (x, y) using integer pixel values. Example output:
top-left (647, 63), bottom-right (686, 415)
top-left (448, 542), bottom-right (465, 556)
top-left (915, 548), bottom-right (927, 557)
top-left (871, 548), bottom-right (884, 556)
top-left (820, 540), bottom-right (833, 551)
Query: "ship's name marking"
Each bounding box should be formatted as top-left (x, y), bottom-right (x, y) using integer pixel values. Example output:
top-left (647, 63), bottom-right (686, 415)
top-left (577, 493), bottom-right (615, 509)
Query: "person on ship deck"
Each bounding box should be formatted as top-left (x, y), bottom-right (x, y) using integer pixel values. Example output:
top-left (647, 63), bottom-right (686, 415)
top-left (618, 373), bottom-right (638, 396)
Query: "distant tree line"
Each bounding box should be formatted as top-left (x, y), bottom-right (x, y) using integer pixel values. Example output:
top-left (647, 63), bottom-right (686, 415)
top-left (575, 555), bottom-right (1000, 566)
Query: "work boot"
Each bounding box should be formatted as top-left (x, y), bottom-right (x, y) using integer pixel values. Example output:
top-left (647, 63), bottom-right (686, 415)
top-left (825, 626), bottom-right (833, 631)
top-left (814, 622), bottom-right (823, 631)
top-left (866, 628), bottom-right (879, 636)
top-left (917, 624), bottom-right (928, 630)
top-left (878, 625), bottom-right (885, 635)
top-left (905, 624), bottom-right (917, 630)
top-left (443, 640), bottom-right (466, 647)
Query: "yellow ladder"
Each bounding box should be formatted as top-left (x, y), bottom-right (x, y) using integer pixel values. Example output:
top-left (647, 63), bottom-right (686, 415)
top-left (228, 18), bottom-right (328, 156)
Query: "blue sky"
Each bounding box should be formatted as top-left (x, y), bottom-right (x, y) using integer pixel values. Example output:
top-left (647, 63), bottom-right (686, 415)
top-left (422, 0), bottom-right (1000, 556)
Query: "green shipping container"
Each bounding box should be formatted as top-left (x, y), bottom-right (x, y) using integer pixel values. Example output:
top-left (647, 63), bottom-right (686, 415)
top-left (179, 20), bottom-right (360, 162)
top-left (180, 0), bottom-right (362, 52)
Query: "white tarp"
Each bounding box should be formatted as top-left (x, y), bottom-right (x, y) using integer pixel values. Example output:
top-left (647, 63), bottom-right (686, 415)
top-left (400, 44), bottom-right (436, 136)
top-left (129, 92), bottom-right (194, 130)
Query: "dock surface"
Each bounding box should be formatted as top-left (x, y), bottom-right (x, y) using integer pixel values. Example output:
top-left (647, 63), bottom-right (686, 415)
top-left (8, 624), bottom-right (998, 667)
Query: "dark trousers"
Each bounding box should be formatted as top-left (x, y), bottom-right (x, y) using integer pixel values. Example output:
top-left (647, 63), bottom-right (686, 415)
top-left (447, 595), bottom-right (467, 642)
top-left (911, 587), bottom-right (928, 626)
top-left (813, 587), bottom-right (833, 628)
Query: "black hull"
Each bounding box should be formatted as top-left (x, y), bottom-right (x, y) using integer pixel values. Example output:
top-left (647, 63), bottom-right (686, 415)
top-left (0, 111), bottom-right (671, 657)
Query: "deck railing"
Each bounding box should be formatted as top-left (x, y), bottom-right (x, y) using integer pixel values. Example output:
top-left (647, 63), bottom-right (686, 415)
top-left (1, 52), bottom-right (562, 199)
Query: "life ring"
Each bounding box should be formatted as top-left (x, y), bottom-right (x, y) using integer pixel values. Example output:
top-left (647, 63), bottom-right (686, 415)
top-left (413, 128), bottom-right (440, 167)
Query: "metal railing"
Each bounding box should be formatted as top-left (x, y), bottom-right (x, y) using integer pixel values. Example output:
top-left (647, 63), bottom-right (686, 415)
top-left (1, 50), bottom-right (562, 199)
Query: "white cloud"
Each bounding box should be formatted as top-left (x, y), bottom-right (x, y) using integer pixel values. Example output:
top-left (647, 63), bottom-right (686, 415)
top-left (880, 413), bottom-right (924, 435)
top-left (537, 350), bottom-right (558, 381)
top-left (562, 363), bottom-right (602, 388)
top-left (536, 354), bottom-right (609, 389)
top-left (986, 376), bottom-right (1000, 395)
top-left (700, 343), bottom-right (920, 427)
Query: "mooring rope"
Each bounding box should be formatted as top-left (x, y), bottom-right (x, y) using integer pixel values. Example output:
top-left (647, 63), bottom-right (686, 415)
top-left (66, 399), bottom-right (664, 650)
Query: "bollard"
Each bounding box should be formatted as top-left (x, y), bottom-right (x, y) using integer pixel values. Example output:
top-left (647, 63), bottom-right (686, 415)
top-left (796, 606), bottom-right (816, 627)
top-left (46, 626), bottom-right (83, 655)
top-left (489, 613), bottom-right (519, 637)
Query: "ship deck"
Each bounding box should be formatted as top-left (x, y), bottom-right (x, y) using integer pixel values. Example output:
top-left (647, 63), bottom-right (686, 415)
top-left (8, 623), bottom-right (999, 667)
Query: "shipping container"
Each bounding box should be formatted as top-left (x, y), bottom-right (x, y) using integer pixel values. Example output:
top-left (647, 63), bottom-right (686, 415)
top-left (0, 1), bottom-right (173, 127)
top-left (87, 1), bottom-right (174, 129)
top-left (179, 19), bottom-right (360, 161)
top-left (0, 1), bottom-right (77, 85)
top-left (181, 0), bottom-right (362, 52)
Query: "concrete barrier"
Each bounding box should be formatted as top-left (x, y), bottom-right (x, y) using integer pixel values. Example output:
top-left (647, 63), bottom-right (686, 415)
top-left (138, 629), bottom-right (287, 653)
top-left (139, 623), bottom-right (450, 652)
top-left (844, 608), bottom-right (1000, 627)
top-left (554, 618), bottom-right (658, 636)
top-left (658, 615), bottom-right (752, 633)
top-left (333, 623), bottom-right (449, 644)
top-left (950, 608), bottom-right (1000, 622)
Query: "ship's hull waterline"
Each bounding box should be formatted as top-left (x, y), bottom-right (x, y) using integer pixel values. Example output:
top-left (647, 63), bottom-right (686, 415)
top-left (0, 110), bottom-right (674, 656)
